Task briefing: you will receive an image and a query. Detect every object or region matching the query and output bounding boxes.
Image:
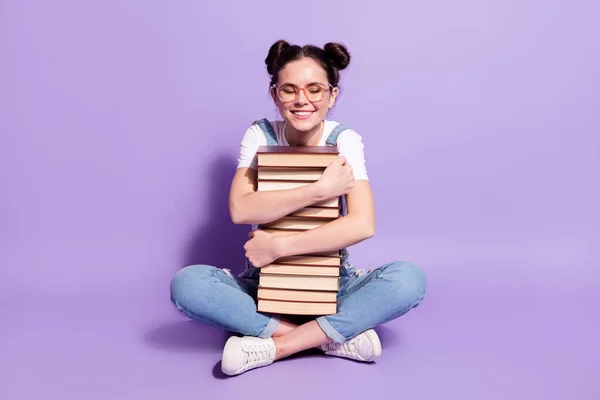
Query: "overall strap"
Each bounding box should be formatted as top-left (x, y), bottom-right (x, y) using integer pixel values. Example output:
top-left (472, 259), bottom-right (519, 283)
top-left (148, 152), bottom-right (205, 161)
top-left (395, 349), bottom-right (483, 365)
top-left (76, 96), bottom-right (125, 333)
top-left (248, 118), bottom-right (277, 270)
top-left (325, 123), bottom-right (350, 217)
top-left (325, 123), bottom-right (348, 146)
top-left (253, 118), bottom-right (278, 145)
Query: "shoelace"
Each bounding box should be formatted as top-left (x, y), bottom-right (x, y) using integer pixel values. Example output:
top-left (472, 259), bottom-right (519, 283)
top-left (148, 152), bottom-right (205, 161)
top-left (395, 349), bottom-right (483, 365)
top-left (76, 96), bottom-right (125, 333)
top-left (243, 343), bottom-right (273, 365)
top-left (323, 337), bottom-right (360, 355)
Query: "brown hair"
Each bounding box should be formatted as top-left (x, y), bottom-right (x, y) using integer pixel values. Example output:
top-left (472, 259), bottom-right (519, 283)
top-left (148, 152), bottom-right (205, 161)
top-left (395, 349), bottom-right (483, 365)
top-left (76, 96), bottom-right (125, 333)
top-left (265, 40), bottom-right (351, 88)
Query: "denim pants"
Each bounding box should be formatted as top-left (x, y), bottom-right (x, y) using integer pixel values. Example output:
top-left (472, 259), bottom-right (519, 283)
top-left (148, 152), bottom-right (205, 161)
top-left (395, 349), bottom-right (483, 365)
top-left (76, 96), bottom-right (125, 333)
top-left (170, 257), bottom-right (427, 344)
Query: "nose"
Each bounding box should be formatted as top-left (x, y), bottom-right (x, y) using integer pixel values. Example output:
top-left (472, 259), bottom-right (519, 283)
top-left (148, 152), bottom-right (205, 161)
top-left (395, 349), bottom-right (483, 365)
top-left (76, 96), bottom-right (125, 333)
top-left (294, 88), bottom-right (309, 104)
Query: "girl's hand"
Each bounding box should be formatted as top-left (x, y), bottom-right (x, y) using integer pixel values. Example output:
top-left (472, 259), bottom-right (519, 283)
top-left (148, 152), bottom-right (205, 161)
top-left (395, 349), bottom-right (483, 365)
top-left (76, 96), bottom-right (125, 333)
top-left (316, 156), bottom-right (355, 199)
top-left (244, 229), bottom-right (282, 268)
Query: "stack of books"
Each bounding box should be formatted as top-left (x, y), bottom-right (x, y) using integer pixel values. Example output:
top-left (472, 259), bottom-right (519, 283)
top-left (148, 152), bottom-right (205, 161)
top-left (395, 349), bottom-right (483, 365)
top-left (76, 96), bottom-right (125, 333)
top-left (255, 145), bottom-right (342, 315)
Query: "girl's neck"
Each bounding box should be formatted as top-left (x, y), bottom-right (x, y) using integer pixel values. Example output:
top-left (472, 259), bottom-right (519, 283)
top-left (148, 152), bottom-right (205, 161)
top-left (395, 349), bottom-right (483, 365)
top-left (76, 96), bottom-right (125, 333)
top-left (284, 120), bottom-right (324, 146)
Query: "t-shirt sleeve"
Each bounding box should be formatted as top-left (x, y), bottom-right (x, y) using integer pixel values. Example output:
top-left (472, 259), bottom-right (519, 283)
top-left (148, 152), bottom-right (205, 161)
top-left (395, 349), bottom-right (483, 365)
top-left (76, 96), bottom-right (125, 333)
top-left (337, 129), bottom-right (369, 181)
top-left (236, 125), bottom-right (263, 170)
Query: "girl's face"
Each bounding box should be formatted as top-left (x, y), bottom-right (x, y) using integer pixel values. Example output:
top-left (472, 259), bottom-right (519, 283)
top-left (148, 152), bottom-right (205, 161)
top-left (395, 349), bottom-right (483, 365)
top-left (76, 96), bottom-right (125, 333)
top-left (271, 57), bottom-right (338, 135)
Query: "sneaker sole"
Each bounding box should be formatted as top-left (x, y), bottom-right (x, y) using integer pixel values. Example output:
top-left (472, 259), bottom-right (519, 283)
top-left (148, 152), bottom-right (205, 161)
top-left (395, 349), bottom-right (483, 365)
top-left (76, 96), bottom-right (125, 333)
top-left (221, 336), bottom-right (242, 376)
top-left (364, 329), bottom-right (382, 361)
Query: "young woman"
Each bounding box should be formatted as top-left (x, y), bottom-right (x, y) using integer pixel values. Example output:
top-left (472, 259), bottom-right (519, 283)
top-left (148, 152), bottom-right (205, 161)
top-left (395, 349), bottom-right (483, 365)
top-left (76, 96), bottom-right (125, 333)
top-left (170, 40), bottom-right (427, 376)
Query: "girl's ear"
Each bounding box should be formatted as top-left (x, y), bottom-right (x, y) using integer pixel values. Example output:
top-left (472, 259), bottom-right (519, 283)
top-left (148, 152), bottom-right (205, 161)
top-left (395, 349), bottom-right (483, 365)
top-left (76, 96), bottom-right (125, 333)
top-left (270, 87), bottom-right (279, 104)
top-left (328, 87), bottom-right (339, 109)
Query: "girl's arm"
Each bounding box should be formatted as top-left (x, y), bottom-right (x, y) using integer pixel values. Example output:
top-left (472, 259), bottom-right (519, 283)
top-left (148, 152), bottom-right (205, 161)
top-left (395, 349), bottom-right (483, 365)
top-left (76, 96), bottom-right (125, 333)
top-left (272, 179), bottom-right (376, 257)
top-left (228, 167), bottom-right (325, 224)
top-left (228, 157), bottom-right (353, 225)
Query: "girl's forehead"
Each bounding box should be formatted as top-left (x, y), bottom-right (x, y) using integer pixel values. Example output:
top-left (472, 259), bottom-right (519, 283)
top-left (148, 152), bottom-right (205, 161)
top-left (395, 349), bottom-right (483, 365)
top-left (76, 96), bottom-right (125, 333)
top-left (278, 58), bottom-right (328, 83)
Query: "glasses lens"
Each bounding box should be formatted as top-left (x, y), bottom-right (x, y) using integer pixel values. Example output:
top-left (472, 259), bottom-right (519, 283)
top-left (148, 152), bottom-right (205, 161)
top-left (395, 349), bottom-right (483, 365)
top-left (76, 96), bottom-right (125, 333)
top-left (278, 84), bottom-right (297, 102)
top-left (305, 84), bottom-right (325, 102)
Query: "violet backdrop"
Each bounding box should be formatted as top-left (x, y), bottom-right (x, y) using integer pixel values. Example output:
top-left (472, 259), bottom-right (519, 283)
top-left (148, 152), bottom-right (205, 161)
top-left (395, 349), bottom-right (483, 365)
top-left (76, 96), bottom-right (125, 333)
top-left (1, 1), bottom-right (598, 399)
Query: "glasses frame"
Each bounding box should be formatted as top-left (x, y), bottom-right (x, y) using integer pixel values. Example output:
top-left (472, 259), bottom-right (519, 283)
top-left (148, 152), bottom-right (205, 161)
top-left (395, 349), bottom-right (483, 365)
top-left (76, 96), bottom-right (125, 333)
top-left (271, 82), bottom-right (335, 103)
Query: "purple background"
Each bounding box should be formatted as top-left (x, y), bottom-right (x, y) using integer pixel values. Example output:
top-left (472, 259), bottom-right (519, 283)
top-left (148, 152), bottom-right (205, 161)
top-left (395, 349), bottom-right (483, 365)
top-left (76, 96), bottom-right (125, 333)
top-left (1, 1), bottom-right (598, 399)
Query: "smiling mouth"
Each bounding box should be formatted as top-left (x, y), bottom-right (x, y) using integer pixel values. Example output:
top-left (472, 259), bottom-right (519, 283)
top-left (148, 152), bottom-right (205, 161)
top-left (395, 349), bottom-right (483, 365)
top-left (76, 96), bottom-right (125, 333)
top-left (291, 110), bottom-right (315, 116)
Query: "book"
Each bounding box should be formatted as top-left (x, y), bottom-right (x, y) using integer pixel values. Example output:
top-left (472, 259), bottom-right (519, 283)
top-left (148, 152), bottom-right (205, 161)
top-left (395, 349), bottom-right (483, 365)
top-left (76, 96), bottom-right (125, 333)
top-left (275, 255), bottom-right (340, 266)
top-left (254, 145), bottom-right (343, 315)
top-left (262, 216), bottom-right (335, 231)
top-left (258, 167), bottom-right (325, 181)
top-left (257, 146), bottom-right (339, 168)
top-left (258, 274), bottom-right (339, 291)
top-left (260, 228), bottom-right (339, 257)
top-left (288, 207), bottom-right (340, 219)
top-left (260, 263), bottom-right (340, 276)
top-left (257, 287), bottom-right (338, 303)
top-left (256, 299), bottom-right (337, 315)
top-left (257, 180), bottom-right (312, 191)
top-left (256, 180), bottom-right (339, 208)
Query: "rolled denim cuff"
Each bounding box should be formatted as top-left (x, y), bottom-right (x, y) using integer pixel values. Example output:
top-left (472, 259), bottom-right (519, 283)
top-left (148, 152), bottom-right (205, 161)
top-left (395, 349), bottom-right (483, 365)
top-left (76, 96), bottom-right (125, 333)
top-left (258, 314), bottom-right (280, 338)
top-left (316, 315), bottom-right (346, 344)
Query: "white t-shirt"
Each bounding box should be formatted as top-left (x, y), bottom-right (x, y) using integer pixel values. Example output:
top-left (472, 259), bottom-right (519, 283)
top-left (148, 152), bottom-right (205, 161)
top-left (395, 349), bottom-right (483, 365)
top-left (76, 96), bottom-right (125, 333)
top-left (236, 119), bottom-right (369, 180)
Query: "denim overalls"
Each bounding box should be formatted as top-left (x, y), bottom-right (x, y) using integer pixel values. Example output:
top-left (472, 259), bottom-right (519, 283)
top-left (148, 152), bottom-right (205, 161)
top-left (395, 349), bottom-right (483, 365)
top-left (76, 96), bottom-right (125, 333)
top-left (239, 118), bottom-right (355, 280)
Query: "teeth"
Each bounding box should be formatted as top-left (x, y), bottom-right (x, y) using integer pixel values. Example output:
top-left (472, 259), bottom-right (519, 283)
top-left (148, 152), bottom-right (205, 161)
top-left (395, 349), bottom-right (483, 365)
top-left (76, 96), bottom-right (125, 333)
top-left (293, 111), bottom-right (312, 116)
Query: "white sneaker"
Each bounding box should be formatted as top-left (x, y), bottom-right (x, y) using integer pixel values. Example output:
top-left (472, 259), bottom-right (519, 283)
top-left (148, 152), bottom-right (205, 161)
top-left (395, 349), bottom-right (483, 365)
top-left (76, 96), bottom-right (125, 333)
top-left (221, 336), bottom-right (276, 376)
top-left (320, 329), bottom-right (382, 362)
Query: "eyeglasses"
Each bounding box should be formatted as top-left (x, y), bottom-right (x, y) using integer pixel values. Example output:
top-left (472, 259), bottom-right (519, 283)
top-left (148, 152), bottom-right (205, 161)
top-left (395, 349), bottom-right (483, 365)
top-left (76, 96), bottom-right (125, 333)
top-left (271, 82), bottom-right (334, 103)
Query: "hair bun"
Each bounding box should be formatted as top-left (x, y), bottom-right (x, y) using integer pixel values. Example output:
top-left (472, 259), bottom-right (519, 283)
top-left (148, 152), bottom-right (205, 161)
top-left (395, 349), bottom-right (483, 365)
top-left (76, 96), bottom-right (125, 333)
top-left (265, 40), bottom-right (291, 75)
top-left (324, 42), bottom-right (351, 71)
